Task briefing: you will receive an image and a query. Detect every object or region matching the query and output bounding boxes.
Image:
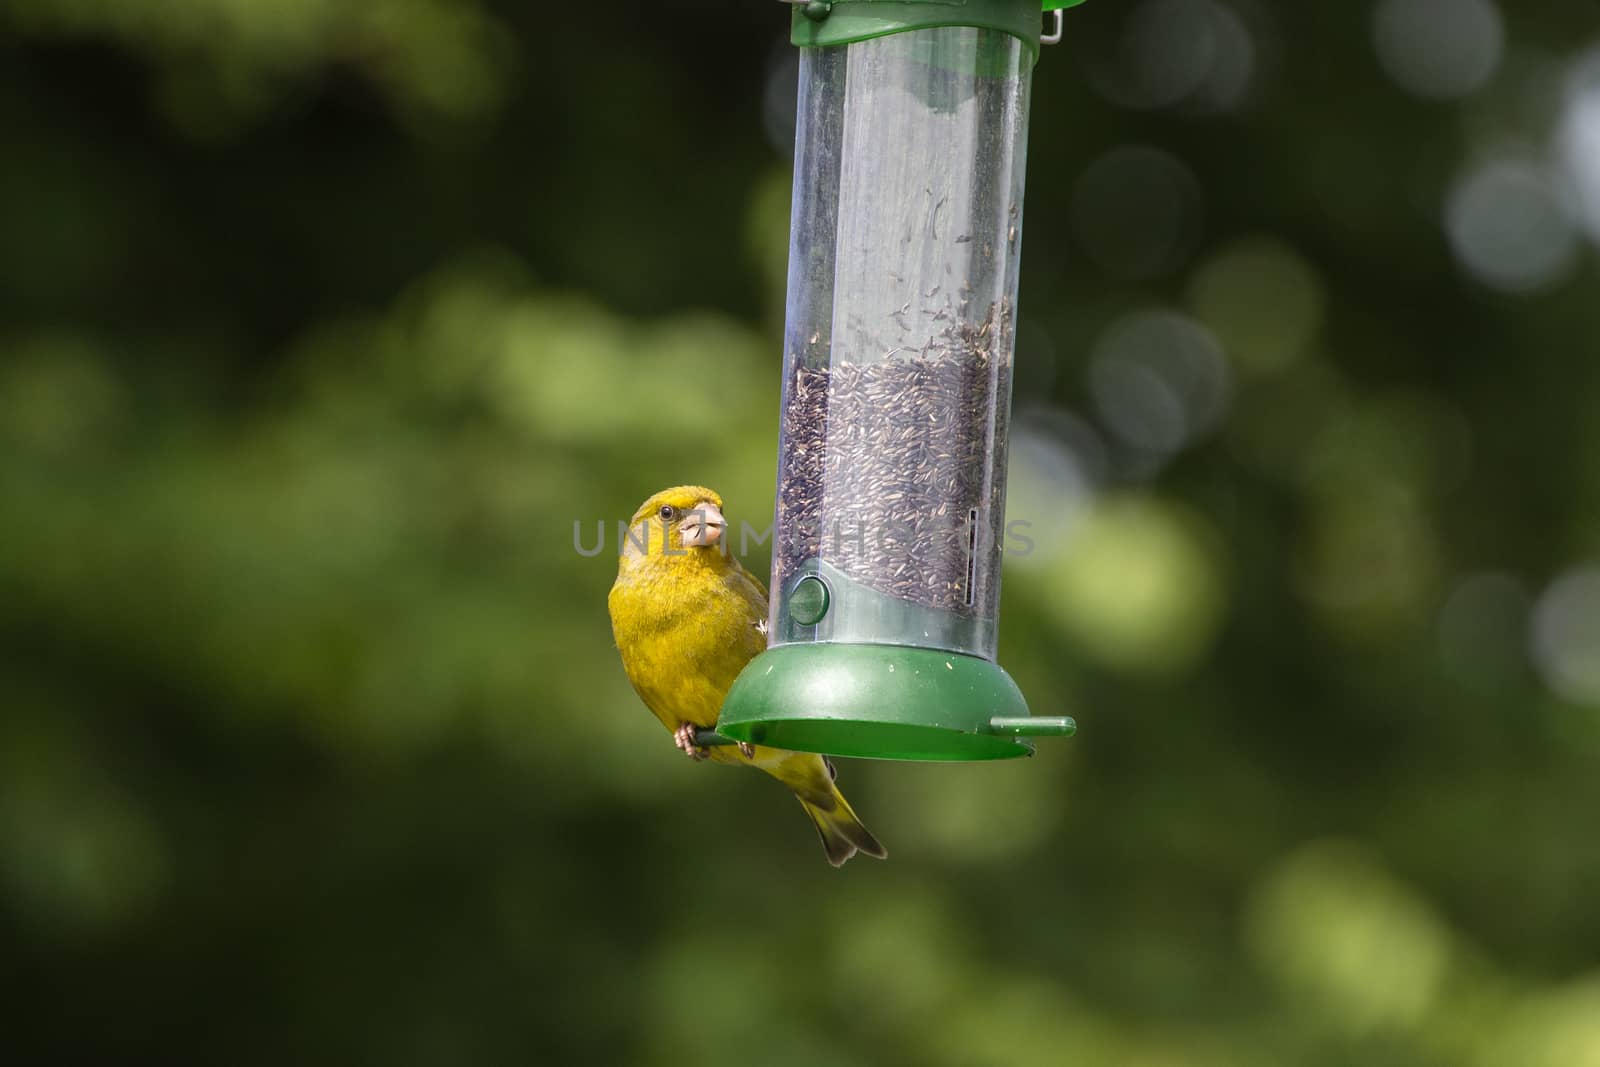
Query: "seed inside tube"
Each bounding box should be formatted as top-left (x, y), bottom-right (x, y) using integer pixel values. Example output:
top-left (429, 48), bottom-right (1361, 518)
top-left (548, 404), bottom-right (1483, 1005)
top-left (776, 301), bottom-right (1013, 617)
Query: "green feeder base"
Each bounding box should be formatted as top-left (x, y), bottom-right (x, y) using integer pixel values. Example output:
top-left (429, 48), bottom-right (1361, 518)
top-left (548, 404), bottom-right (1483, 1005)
top-left (714, 643), bottom-right (1075, 761)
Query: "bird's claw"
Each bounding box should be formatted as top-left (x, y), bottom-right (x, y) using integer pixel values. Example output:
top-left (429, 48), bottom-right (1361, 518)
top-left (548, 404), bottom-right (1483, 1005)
top-left (674, 722), bottom-right (708, 761)
top-left (737, 741), bottom-right (755, 758)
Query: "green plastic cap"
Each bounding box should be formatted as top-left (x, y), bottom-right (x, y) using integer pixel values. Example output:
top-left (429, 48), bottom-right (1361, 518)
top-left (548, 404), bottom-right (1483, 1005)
top-left (792, 0), bottom-right (1087, 59)
top-left (716, 643), bottom-right (1075, 761)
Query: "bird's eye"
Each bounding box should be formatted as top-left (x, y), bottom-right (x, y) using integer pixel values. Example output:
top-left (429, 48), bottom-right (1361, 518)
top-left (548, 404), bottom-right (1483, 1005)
top-left (658, 504), bottom-right (676, 521)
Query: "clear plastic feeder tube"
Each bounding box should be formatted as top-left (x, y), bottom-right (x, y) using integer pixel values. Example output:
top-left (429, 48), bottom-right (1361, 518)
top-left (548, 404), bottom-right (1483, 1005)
top-left (771, 26), bottom-right (1031, 660)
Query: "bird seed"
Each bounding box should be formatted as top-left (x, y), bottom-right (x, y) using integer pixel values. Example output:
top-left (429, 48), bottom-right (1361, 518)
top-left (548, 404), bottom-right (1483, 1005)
top-left (776, 301), bottom-right (1013, 617)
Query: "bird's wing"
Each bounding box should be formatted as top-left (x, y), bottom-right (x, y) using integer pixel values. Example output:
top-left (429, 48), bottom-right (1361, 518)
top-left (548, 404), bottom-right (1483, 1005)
top-left (733, 554), bottom-right (768, 600)
top-left (727, 558), bottom-right (770, 660)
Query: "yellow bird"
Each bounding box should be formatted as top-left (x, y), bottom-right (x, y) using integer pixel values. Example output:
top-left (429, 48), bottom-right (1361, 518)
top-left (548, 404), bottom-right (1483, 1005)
top-left (608, 485), bottom-right (886, 866)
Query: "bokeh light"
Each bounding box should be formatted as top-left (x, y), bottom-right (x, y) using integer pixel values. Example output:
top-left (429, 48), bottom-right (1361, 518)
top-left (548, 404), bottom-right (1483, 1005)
top-left (1187, 236), bottom-right (1325, 375)
top-left (1296, 485), bottom-right (1439, 633)
top-left (1559, 45), bottom-right (1600, 245)
top-left (1088, 0), bottom-right (1260, 114)
top-left (1087, 308), bottom-right (1231, 460)
top-left (1530, 566), bottom-right (1600, 706)
top-left (1035, 494), bottom-right (1227, 674)
top-left (1373, 0), bottom-right (1505, 101)
top-left (1247, 841), bottom-right (1453, 1033)
top-left (1486, 979), bottom-right (1600, 1067)
top-left (1445, 158), bottom-right (1579, 293)
top-left (1003, 412), bottom-right (1099, 566)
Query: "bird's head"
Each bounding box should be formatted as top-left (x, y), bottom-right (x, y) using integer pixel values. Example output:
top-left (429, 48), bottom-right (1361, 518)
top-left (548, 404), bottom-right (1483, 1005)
top-left (623, 485), bottom-right (728, 562)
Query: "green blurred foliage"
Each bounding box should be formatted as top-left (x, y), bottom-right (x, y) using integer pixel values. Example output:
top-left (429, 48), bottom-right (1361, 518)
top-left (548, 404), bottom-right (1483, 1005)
top-left (2, 1), bottom-right (1600, 1064)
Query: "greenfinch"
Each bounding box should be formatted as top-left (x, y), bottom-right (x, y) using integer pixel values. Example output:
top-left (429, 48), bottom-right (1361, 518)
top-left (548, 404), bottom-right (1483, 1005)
top-left (608, 485), bottom-right (886, 866)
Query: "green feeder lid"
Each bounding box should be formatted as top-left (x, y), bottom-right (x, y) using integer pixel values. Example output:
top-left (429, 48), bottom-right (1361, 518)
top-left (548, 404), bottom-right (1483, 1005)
top-left (714, 643), bottom-right (1075, 761)
top-left (791, 0), bottom-right (1088, 59)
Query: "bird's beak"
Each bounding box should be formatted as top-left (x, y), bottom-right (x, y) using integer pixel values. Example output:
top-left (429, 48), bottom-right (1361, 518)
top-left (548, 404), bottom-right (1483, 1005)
top-left (679, 503), bottom-right (726, 548)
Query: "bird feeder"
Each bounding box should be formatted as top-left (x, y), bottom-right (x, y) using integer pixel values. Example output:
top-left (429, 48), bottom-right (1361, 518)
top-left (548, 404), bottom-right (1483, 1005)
top-left (716, 0), bottom-right (1082, 760)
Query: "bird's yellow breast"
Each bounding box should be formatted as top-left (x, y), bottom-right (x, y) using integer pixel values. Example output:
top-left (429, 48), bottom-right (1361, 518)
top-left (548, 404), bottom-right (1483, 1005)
top-left (609, 549), bottom-right (768, 733)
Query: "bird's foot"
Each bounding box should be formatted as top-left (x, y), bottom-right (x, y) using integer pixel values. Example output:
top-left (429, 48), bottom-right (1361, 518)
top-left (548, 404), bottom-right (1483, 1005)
top-left (673, 722), bottom-right (708, 761)
top-left (737, 741), bottom-right (755, 758)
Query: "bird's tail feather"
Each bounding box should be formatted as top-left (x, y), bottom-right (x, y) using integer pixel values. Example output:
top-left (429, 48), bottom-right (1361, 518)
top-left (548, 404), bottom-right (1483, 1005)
top-left (798, 784), bottom-right (887, 868)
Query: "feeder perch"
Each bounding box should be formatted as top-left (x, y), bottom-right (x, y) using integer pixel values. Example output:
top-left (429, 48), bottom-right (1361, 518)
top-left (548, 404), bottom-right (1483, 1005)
top-left (717, 0), bottom-right (1083, 760)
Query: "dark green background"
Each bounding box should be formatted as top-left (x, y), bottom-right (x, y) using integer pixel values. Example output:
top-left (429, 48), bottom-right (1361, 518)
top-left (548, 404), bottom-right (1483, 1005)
top-left (3, 2), bottom-right (1599, 1064)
